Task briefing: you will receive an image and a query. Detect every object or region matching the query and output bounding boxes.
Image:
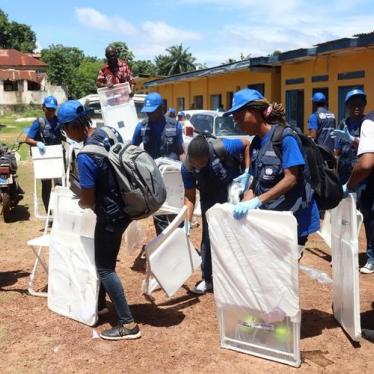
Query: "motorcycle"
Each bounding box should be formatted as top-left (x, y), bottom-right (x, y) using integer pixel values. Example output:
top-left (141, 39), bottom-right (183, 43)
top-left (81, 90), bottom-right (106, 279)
top-left (0, 140), bottom-right (25, 222)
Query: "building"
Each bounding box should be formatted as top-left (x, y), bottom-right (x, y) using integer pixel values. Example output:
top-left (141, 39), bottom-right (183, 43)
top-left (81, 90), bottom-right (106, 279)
top-left (0, 49), bottom-right (66, 112)
top-left (144, 33), bottom-right (374, 131)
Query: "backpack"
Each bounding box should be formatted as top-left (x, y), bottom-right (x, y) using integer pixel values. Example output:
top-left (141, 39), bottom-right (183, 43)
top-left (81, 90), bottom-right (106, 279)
top-left (271, 125), bottom-right (343, 211)
top-left (80, 127), bottom-right (167, 220)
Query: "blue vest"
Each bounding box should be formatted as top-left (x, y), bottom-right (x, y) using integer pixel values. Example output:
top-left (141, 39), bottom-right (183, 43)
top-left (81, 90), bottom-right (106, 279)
top-left (38, 116), bottom-right (63, 145)
top-left (189, 141), bottom-right (240, 212)
top-left (85, 128), bottom-right (126, 222)
top-left (251, 125), bottom-right (313, 213)
top-left (140, 117), bottom-right (180, 160)
top-left (337, 117), bottom-right (363, 184)
top-left (315, 107), bottom-right (336, 151)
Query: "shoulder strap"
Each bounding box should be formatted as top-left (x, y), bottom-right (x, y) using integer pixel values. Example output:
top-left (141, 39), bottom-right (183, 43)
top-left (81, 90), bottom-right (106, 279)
top-left (79, 144), bottom-right (109, 158)
top-left (211, 138), bottom-right (227, 160)
top-left (38, 117), bottom-right (46, 141)
top-left (271, 125), bottom-right (286, 160)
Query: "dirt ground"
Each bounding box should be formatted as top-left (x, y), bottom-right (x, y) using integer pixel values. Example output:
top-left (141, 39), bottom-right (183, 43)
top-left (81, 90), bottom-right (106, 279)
top-left (0, 159), bottom-right (373, 374)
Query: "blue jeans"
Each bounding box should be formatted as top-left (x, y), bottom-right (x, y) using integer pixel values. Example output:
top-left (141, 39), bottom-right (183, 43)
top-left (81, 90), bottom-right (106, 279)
top-left (361, 205), bottom-right (374, 265)
top-left (95, 218), bottom-right (134, 324)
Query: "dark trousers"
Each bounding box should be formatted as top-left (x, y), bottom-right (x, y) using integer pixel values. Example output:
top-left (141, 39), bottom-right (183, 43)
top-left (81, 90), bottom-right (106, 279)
top-left (200, 211), bottom-right (212, 283)
top-left (361, 204), bottom-right (374, 264)
top-left (41, 178), bottom-right (61, 212)
top-left (95, 218), bottom-right (134, 324)
top-left (153, 214), bottom-right (177, 236)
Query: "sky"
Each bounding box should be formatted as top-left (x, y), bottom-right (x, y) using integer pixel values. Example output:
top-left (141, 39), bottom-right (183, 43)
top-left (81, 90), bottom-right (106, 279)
top-left (1, 0), bottom-right (374, 67)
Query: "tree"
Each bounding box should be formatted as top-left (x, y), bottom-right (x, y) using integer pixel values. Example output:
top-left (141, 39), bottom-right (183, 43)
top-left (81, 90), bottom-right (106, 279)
top-left (155, 44), bottom-right (197, 76)
top-left (107, 41), bottom-right (135, 66)
top-left (269, 50), bottom-right (281, 57)
top-left (0, 10), bottom-right (37, 52)
top-left (69, 58), bottom-right (103, 98)
top-left (221, 58), bottom-right (237, 65)
top-left (41, 45), bottom-right (85, 97)
top-left (132, 59), bottom-right (157, 76)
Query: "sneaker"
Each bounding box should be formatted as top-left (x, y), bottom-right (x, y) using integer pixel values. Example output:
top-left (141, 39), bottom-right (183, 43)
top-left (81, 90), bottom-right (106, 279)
top-left (191, 280), bottom-right (213, 295)
top-left (100, 322), bottom-right (141, 341)
top-left (360, 262), bottom-right (374, 274)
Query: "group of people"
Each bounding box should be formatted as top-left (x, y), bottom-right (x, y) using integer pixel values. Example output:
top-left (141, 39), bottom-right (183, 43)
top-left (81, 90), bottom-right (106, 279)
top-left (24, 44), bottom-right (373, 342)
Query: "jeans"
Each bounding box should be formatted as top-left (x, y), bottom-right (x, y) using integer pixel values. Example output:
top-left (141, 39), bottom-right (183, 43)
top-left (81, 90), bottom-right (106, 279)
top-left (95, 218), bottom-right (134, 324)
top-left (41, 178), bottom-right (61, 212)
top-left (361, 205), bottom-right (374, 265)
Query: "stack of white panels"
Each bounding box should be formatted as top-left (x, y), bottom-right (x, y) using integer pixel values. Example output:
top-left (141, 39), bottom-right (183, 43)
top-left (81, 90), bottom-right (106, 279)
top-left (206, 204), bottom-right (300, 367)
top-left (48, 187), bottom-right (98, 326)
top-left (331, 194), bottom-right (362, 342)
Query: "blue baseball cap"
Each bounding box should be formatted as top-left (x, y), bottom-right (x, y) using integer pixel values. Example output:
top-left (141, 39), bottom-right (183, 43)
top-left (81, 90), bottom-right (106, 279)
top-left (57, 100), bottom-right (86, 124)
top-left (141, 92), bottom-right (163, 113)
top-left (345, 89), bottom-right (366, 104)
top-left (43, 95), bottom-right (58, 109)
top-left (312, 92), bottom-right (326, 103)
top-left (223, 88), bottom-right (264, 116)
top-left (178, 111), bottom-right (185, 116)
top-left (168, 107), bottom-right (176, 113)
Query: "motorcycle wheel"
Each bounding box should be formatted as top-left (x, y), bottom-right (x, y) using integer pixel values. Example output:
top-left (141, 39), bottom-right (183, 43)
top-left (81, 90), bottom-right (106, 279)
top-left (1, 192), bottom-right (11, 223)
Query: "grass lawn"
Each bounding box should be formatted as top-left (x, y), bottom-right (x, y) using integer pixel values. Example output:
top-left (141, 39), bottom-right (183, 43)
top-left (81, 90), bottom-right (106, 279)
top-left (0, 108), bottom-right (43, 161)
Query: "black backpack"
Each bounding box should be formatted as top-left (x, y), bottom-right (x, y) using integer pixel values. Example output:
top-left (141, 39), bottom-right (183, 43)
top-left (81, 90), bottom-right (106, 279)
top-left (271, 125), bottom-right (343, 211)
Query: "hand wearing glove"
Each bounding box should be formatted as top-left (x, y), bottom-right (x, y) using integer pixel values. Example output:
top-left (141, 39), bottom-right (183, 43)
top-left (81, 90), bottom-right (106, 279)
top-left (233, 197), bottom-right (263, 219)
top-left (342, 183), bottom-right (353, 198)
top-left (233, 168), bottom-right (251, 191)
top-left (67, 139), bottom-right (78, 148)
top-left (330, 127), bottom-right (355, 144)
top-left (184, 220), bottom-right (191, 235)
top-left (36, 141), bottom-right (46, 154)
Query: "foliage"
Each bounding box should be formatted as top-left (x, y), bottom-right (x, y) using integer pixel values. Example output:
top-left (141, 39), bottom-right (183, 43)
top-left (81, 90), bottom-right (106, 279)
top-left (132, 59), bottom-right (157, 76)
top-left (155, 44), bottom-right (197, 76)
top-left (0, 9), bottom-right (36, 52)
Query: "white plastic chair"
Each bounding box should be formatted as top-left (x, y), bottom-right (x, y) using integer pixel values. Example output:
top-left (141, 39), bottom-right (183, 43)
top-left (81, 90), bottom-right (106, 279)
top-left (26, 191), bottom-right (56, 297)
top-left (31, 145), bottom-right (66, 220)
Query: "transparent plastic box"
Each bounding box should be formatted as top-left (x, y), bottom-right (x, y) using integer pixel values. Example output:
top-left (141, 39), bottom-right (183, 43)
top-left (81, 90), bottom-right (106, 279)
top-left (97, 83), bottom-right (139, 141)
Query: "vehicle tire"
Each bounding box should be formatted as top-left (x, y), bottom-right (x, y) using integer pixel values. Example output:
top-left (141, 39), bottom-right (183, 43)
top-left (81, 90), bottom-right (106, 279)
top-left (1, 192), bottom-right (11, 223)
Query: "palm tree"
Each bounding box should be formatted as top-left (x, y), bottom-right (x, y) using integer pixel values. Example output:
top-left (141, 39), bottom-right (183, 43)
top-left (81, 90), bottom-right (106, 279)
top-left (155, 44), bottom-right (197, 76)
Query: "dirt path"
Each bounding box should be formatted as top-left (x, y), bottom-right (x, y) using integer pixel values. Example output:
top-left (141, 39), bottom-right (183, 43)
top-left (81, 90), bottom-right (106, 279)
top-left (0, 160), bottom-right (373, 373)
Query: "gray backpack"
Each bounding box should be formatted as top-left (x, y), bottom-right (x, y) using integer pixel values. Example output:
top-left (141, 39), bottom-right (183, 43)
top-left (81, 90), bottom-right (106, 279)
top-left (80, 127), bottom-right (167, 220)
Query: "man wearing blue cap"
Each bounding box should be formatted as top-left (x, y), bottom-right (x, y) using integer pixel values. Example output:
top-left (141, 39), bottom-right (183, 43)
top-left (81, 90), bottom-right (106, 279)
top-left (57, 100), bottom-right (141, 340)
top-left (26, 95), bottom-right (63, 213)
top-left (132, 92), bottom-right (185, 235)
top-left (308, 92), bottom-right (336, 151)
top-left (331, 89), bottom-right (367, 184)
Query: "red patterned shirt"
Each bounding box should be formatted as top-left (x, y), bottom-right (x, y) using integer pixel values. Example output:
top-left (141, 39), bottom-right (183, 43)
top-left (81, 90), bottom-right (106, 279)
top-left (96, 59), bottom-right (135, 89)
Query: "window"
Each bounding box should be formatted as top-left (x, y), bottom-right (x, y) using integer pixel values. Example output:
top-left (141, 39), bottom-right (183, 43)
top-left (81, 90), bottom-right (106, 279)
top-left (4, 80), bottom-right (18, 91)
top-left (190, 114), bottom-right (214, 133)
top-left (227, 91), bottom-right (233, 108)
top-left (27, 81), bottom-right (41, 91)
top-left (193, 95), bottom-right (203, 109)
top-left (210, 94), bottom-right (221, 110)
top-left (286, 89), bottom-right (304, 130)
top-left (177, 97), bottom-right (185, 111)
top-left (248, 83), bottom-right (265, 95)
top-left (338, 85), bottom-right (364, 123)
top-left (162, 99), bottom-right (167, 114)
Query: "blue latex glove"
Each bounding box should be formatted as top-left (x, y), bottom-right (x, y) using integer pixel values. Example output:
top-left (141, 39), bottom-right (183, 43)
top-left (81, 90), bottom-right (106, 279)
top-left (67, 139), bottom-right (78, 148)
top-left (342, 183), bottom-right (353, 198)
top-left (233, 197), bottom-right (263, 219)
top-left (184, 220), bottom-right (191, 235)
top-left (36, 141), bottom-right (46, 154)
top-left (330, 128), bottom-right (355, 144)
top-left (233, 168), bottom-right (251, 191)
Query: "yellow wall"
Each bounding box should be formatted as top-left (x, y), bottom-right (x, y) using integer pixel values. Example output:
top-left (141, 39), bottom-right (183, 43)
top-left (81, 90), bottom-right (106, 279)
top-left (281, 48), bottom-right (374, 128)
top-left (152, 68), bottom-right (280, 111)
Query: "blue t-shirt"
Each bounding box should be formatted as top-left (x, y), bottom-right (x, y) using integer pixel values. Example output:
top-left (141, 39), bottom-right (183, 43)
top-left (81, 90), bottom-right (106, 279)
top-left (27, 116), bottom-right (60, 140)
top-left (132, 118), bottom-right (184, 159)
top-left (307, 113), bottom-right (318, 130)
top-left (181, 138), bottom-right (245, 189)
top-left (253, 131), bottom-right (320, 238)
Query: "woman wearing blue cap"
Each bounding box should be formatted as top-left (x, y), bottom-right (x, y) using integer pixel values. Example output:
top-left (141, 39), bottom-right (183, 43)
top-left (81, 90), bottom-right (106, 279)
top-left (224, 89), bottom-right (320, 248)
top-left (26, 95), bottom-right (63, 213)
top-left (57, 100), bottom-right (141, 341)
top-left (331, 89), bottom-right (367, 184)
